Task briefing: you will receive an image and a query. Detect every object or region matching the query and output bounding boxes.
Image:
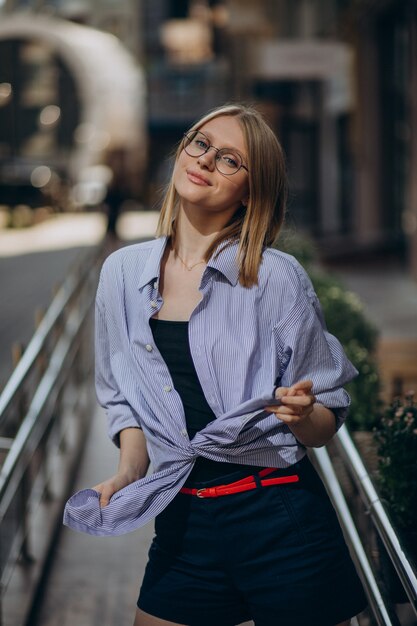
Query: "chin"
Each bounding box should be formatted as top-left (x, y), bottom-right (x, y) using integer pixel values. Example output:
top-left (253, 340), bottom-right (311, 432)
top-left (176, 183), bottom-right (211, 206)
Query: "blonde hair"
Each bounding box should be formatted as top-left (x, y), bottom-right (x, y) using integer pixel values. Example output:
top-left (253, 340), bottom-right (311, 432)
top-left (156, 103), bottom-right (288, 287)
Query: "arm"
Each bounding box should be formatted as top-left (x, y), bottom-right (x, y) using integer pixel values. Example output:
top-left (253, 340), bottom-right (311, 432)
top-left (95, 284), bottom-right (142, 446)
top-left (270, 258), bottom-right (358, 435)
top-left (92, 427), bottom-right (150, 507)
top-left (265, 380), bottom-right (336, 447)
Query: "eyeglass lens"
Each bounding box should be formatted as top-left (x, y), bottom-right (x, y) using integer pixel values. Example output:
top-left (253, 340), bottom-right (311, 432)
top-left (183, 131), bottom-right (244, 175)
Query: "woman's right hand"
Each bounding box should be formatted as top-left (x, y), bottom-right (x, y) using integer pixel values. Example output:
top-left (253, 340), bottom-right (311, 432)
top-left (92, 427), bottom-right (150, 508)
top-left (92, 471), bottom-right (137, 508)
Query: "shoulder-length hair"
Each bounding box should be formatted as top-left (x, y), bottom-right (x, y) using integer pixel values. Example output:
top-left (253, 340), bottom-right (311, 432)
top-left (156, 103), bottom-right (288, 288)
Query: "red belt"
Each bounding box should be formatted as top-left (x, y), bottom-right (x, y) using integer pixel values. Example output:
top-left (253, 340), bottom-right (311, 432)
top-left (179, 467), bottom-right (299, 498)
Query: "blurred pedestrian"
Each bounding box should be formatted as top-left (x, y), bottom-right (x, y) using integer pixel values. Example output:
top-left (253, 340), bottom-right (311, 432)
top-left (65, 103), bottom-right (367, 626)
top-left (103, 148), bottom-right (127, 239)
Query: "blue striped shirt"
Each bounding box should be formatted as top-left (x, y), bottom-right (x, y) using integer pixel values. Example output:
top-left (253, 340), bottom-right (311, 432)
top-left (64, 236), bottom-right (357, 536)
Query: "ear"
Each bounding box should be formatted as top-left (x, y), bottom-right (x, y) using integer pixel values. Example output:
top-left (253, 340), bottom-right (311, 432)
top-left (242, 196), bottom-right (249, 207)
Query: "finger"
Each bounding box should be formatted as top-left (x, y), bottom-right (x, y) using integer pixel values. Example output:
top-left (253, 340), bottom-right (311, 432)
top-left (269, 409), bottom-right (304, 424)
top-left (99, 492), bottom-right (111, 507)
top-left (265, 404), bottom-right (298, 416)
top-left (281, 395), bottom-right (314, 407)
top-left (274, 386), bottom-right (289, 399)
top-left (289, 380), bottom-right (313, 394)
top-left (91, 485), bottom-right (107, 507)
top-left (97, 485), bottom-right (114, 508)
top-left (276, 385), bottom-right (298, 397)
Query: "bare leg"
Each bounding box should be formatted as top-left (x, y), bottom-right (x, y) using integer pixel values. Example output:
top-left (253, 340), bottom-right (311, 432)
top-left (133, 607), bottom-right (187, 626)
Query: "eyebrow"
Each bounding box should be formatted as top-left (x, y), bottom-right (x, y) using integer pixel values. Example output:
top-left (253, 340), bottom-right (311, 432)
top-left (199, 129), bottom-right (247, 158)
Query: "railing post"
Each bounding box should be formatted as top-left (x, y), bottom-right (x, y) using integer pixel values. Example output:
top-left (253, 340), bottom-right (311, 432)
top-left (10, 343), bottom-right (28, 436)
top-left (11, 343), bottom-right (23, 370)
top-left (19, 467), bottom-right (34, 564)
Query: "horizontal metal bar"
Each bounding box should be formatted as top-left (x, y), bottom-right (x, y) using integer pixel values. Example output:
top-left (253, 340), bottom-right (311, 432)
top-left (312, 445), bottom-right (397, 626)
top-left (335, 425), bottom-right (417, 613)
top-left (0, 290), bottom-right (94, 517)
top-left (0, 246), bottom-right (101, 425)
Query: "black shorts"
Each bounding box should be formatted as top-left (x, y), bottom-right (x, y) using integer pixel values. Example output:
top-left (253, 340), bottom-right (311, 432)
top-left (138, 455), bottom-right (367, 626)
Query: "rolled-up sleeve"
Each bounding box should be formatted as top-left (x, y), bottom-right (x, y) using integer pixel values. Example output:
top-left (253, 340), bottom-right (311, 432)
top-left (272, 263), bottom-right (358, 431)
top-left (95, 274), bottom-right (141, 447)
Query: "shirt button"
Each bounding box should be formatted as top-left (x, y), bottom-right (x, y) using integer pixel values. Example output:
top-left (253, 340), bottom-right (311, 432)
top-left (150, 300), bottom-right (158, 308)
top-left (153, 281), bottom-right (158, 290)
top-left (145, 344), bottom-right (153, 352)
top-left (163, 385), bottom-right (172, 392)
top-left (181, 429), bottom-right (188, 437)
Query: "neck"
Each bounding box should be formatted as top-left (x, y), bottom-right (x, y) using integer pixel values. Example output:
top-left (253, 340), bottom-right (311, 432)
top-left (173, 207), bottom-right (227, 260)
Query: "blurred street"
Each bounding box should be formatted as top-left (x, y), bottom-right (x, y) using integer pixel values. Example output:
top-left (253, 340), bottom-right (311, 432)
top-left (0, 211), bottom-right (159, 391)
top-left (332, 261), bottom-right (417, 341)
top-left (0, 246), bottom-right (92, 389)
top-left (326, 257), bottom-right (417, 400)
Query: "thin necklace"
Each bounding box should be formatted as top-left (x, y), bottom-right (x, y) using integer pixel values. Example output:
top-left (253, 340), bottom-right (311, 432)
top-left (175, 250), bottom-right (206, 272)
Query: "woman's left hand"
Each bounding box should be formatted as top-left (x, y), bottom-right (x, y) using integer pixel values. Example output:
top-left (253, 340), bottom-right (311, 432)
top-left (265, 379), bottom-right (316, 424)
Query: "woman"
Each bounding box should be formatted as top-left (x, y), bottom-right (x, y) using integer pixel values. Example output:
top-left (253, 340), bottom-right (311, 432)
top-left (64, 103), bottom-right (367, 626)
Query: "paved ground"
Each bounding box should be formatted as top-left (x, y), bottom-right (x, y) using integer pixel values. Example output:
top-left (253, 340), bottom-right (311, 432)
top-left (0, 246), bottom-right (93, 389)
top-left (324, 256), bottom-right (417, 400)
top-left (325, 257), bottom-right (417, 341)
top-left (32, 404), bottom-right (155, 626)
top-left (0, 211), bottom-right (159, 391)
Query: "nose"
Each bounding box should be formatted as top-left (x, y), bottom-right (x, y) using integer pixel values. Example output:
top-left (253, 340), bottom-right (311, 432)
top-left (197, 147), bottom-right (217, 170)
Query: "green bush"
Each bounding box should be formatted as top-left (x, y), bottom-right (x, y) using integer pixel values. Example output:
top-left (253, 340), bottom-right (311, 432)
top-left (374, 393), bottom-right (417, 536)
top-left (311, 273), bottom-right (381, 431)
top-left (274, 229), bottom-right (380, 431)
top-left (276, 227), bottom-right (319, 269)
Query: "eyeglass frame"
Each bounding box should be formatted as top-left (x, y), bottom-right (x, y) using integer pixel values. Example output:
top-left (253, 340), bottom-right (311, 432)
top-left (182, 130), bottom-right (249, 176)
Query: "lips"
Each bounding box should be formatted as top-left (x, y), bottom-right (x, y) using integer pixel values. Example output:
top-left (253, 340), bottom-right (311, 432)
top-left (186, 169), bottom-right (212, 186)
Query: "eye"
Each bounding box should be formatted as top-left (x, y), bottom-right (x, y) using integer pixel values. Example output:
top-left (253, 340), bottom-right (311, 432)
top-left (194, 135), bottom-right (209, 150)
top-left (219, 151), bottom-right (240, 169)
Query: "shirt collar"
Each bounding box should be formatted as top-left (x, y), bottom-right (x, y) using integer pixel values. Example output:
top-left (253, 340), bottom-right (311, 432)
top-left (137, 236), bottom-right (240, 289)
top-left (207, 240), bottom-right (239, 286)
top-left (137, 236), bottom-right (168, 289)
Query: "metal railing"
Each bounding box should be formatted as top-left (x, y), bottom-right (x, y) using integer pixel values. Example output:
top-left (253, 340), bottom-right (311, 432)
top-left (312, 426), bottom-right (417, 626)
top-left (0, 242), bottom-right (104, 626)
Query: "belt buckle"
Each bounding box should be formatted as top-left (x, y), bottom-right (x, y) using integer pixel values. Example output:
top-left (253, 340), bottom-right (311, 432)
top-left (196, 488), bottom-right (206, 498)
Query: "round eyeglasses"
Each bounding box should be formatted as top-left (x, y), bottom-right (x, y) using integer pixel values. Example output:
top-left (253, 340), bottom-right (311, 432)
top-left (183, 130), bottom-right (249, 176)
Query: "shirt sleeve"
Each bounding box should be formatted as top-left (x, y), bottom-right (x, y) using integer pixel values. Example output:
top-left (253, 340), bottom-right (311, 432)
top-left (95, 271), bottom-right (141, 447)
top-left (272, 260), bottom-right (358, 431)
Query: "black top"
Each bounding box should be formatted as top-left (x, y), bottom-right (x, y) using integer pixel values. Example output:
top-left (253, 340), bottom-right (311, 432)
top-left (149, 317), bottom-right (263, 483)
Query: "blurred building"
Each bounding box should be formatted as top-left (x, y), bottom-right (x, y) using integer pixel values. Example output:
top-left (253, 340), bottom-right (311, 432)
top-left (1, 0), bottom-right (416, 282)
top-left (0, 5), bottom-right (147, 214)
top-left (342, 0), bottom-right (417, 281)
top-left (225, 0), bottom-right (416, 279)
top-left (137, 0), bottom-right (417, 281)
